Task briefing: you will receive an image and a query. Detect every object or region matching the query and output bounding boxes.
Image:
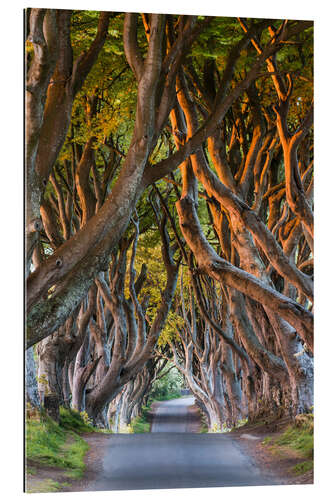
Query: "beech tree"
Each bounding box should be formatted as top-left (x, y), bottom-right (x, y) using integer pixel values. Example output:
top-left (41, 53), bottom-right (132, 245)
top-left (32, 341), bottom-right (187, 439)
top-left (25, 9), bottom-right (314, 426)
top-left (108, 357), bottom-right (172, 432)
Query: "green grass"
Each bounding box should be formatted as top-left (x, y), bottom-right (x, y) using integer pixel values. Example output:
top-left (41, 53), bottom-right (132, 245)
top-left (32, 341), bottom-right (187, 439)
top-left (61, 434), bottom-right (89, 478)
top-left (59, 407), bottom-right (95, 433)
top-left (27, 478), bottom-right (65, 493)
top-left (59, 407), bottom-right (113, 434)
top-left (127, 393), bottom-right (185, 433)
top-left (26, 406), bottom-right (113, 493)
top-left (262, 436), bottom-right (273, 445)
top-left (275, 424), bottom-right (313, 459)
top-left (129, 405), bottom-right (152, 433)
top-left (96, 427), bottom-right (113, 434)
top-left (149, 391), bottom-right (182, 402)
top-left (258, 413), bottom-right (314, 478)
top-left (130, 393), bottom-right (195, 433)
top-left (26, 410), bottom-right (89, 478)
top-left (291, 460), bottom-right (314, 475)
top-left (130, 415), bottom-right (151, 433)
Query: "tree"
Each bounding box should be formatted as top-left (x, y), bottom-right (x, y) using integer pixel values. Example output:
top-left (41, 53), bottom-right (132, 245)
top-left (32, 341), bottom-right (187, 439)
top-left (26, 13), bottom-right (312, 346)
top-left (25, 10), bottom-right (314, 426)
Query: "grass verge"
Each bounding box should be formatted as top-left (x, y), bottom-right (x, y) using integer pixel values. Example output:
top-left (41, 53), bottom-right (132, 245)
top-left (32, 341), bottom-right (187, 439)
top-left (26, 412), bottom-right (89, 477)
top-left (25, 406), bottom-right (106, 492)
top-left (274, 424), bottom-right (313, 458)
top-left (261, 413), bottom-right (314, 477)
top-left (263, 414), bottom-right (313, 459)
top-left (129, 405), bottom-right (153, 433)
top-left (291, 460), bottom-right (313, 475)
top-left (27, 478), bottom-right (72, 493)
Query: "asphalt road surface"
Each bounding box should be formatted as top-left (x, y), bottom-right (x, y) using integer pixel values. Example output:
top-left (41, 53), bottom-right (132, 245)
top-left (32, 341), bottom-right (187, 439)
top-left (151, 396), bottom-right (197, 432)
top-left (88, 397), bottom-right (278, 491)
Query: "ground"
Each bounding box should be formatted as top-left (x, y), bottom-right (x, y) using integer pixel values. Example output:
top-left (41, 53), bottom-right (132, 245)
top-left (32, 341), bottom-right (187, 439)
top-left (26, 432), bottom-right (110, 493)
top-left (231, 415), bottom-right (313, 485)
top-left (25, 400), bottom-right (313, 492)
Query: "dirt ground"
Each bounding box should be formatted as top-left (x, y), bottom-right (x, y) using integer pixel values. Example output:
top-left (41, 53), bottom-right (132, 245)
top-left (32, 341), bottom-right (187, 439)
top-left (26, 462), bottom-right (74, 493)
top-left (26, 432), bottom-right (112, 493)
top-left (230, 416), bottom-right (313, 485)
top-left (26, 406), bottom-right (313, 492)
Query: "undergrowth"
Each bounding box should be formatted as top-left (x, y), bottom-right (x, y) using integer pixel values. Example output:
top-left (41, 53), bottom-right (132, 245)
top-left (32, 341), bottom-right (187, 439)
top-left (130, 415), bottom-right (151, 433)
top-left (260, 412), bottom-right (314, 477)
top-left (128, 394), bottom-right (183, 433)
top-left (149, 391), bottom-right (182, 402)
top-left (275, 414), bottom-right (314, 459)
top-left (129, 405), bottom-right (152, 433)
top-left (59, 407), bottom-right (95, 433)
top-left (25, 405), bottom-right (111, 487)
top-left (291, 460), bottom-right (313, 475)
top-left (27, 478), bottom-right (71, 493)
top-left (26, 411), bottom-right (89, 478)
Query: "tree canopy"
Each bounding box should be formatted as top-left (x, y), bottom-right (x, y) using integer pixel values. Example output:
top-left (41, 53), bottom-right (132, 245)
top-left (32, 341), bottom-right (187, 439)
top-left (25, 9), bottom-right (313, 430)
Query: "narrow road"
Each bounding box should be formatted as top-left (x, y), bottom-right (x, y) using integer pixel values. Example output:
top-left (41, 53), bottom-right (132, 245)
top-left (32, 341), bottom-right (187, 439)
top-left (150, 396), bottom-right (197, 432)
top-left (88, 397), bottom-right (279, 491)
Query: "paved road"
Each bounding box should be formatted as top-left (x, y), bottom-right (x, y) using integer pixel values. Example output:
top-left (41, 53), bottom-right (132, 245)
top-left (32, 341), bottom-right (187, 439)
top-left (88, 397), bottom-right (278, 491)
top-left (150, 396), bottom-right (197, 432)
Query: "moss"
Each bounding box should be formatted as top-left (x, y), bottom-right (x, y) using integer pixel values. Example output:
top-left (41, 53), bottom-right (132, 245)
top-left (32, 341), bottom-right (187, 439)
top-left (25, 402), bottom-right (111, 491)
